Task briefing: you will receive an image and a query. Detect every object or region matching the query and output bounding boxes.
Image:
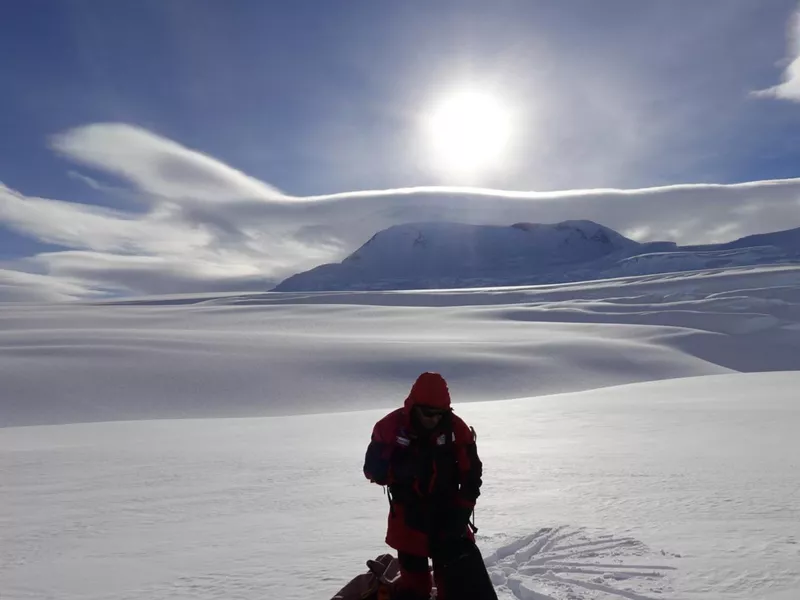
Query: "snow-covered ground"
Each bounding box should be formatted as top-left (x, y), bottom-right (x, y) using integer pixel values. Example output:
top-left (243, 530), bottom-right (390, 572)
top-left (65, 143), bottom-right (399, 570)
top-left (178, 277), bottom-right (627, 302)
top-left (3, 264), bottom-right (800, 428)
top-left (2, 374), bottom-right (798, 600)
top-left (2, 265), bottom-right (800, 599)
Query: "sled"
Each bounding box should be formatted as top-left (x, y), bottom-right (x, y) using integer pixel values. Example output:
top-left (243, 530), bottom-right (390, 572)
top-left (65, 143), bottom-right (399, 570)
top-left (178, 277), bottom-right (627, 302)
top-left (330, 539), bottom-right (498, 600)
top-left (330, 553), bottom-right (402, 600)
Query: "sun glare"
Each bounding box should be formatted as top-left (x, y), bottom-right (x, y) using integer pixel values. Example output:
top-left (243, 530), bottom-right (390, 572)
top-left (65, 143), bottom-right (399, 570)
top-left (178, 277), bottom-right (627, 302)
top-left (423, 90), bottom-right (512, 180)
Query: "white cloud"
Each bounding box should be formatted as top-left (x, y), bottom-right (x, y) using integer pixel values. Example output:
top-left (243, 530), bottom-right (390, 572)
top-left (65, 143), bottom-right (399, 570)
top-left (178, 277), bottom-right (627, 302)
top-left (754, 4), bottom-right (800, 101)
top-left (67, 170), bottom-right (104, 191)
top-left (26, 251), bottom-right (276, 297)
top-left (0, 268), bottom-right (99, 303)
top-left (51, 123), bottom-right (285, 201)
top-left (288, 179), bottom-right (800, 250)
top-left (3, 124), bottom-right (800, 301)
top-left (0, 183), bottom-right (211, 253)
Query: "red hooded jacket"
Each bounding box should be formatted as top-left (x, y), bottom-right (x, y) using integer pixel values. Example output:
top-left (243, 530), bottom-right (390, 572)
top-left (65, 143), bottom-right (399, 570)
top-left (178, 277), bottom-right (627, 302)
top-left (363, 373), bottom-right (483, 556)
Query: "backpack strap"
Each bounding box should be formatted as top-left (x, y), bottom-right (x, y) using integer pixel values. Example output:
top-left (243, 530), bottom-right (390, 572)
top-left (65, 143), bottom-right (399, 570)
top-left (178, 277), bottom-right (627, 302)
top-left (384, 486), bottom-right (396, 517)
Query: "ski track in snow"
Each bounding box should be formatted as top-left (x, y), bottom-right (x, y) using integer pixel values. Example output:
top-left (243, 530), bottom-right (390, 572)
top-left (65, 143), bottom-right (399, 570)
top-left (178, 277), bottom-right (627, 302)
top-left (485, 526), bottom-right (679, 600)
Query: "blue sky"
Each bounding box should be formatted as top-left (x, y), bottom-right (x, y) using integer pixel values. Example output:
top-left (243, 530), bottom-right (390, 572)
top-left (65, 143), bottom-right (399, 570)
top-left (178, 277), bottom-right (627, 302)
top-left (3, 1), bottom-right (800, 300)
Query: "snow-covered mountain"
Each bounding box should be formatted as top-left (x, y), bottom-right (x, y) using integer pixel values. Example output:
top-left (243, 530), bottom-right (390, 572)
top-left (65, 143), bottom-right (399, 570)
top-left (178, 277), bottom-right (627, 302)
top-left (272, 220), bottom-right (800, 291)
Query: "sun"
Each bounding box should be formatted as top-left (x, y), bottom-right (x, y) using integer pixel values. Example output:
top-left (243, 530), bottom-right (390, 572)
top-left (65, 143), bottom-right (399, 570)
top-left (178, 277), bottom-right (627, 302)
top-left (422, 90), bottom-right (512, 180)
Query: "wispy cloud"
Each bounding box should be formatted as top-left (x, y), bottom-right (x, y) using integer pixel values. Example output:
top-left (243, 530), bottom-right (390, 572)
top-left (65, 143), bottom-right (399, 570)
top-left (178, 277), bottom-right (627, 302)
top-left (0, 182), bottom-right (211, 253)
top-left (51, 123), bottom-right (285, 202)
top-left (67, 170), bottom-right (105, 191)
top-left (0, 268), bottom-right (102, 303)
top-left (3, 123), bottom-right (800, 301)
top-left (754, 3), bottom-right (800, 101)
top-left (25, 251), bottom-right (273, 297)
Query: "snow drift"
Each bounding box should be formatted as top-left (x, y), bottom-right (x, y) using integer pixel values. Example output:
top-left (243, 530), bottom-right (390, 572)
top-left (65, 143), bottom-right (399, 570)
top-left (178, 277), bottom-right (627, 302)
top-left (2, 264), bottom-right (799, 427)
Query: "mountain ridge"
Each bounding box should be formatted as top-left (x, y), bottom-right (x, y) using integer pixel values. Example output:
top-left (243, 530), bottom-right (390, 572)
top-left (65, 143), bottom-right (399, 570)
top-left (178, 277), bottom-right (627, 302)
top-left (273, 220), bottom-right (800, 292)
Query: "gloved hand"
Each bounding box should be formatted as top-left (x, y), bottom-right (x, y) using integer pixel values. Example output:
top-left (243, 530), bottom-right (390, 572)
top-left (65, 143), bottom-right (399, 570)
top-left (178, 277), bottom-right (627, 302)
top-left (443, 505), bottom-right (472, 540)
top-left (431, 505), bottom-right (473, 561)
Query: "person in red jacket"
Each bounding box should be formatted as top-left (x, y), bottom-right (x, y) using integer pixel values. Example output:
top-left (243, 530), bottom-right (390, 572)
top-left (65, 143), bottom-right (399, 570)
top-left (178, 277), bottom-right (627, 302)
top-left (363, 372), bottom-right (483, 600)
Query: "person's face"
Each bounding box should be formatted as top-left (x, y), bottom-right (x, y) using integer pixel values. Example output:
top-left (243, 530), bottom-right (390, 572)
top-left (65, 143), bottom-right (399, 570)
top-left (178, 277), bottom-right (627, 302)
top-left (414, 405), bottom-right (447, 429)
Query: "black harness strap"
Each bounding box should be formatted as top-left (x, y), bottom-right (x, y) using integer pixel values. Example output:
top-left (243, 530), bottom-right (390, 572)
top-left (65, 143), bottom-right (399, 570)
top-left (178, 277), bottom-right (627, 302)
top-left (384, 486), bottom-right (395, 517)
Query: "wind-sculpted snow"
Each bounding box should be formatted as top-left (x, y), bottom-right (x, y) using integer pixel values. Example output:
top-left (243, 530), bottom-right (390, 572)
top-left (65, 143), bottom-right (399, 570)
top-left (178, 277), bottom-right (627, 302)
top-left (2, 265), bottom-right (800, 426)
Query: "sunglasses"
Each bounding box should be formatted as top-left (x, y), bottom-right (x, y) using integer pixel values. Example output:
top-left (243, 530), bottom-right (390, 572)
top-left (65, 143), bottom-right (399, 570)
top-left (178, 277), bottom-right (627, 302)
top-left (417, 406), bottom-right (447, 418)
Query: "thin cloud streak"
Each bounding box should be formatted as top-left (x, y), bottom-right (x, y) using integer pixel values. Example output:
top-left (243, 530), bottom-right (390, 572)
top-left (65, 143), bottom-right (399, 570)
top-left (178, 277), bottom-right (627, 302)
top-left (0, 183), bottom-right (211, 253)
top-left (0, 268), bottom-right (103, 303)
top-left (51, 123), bottom-right (285, 202)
